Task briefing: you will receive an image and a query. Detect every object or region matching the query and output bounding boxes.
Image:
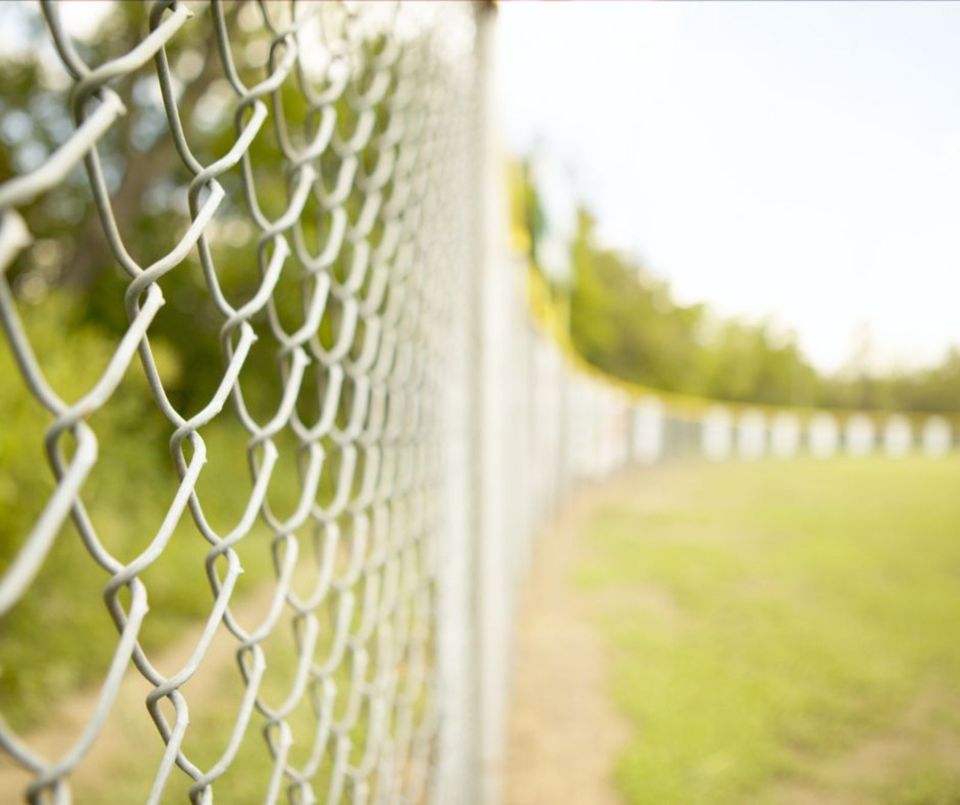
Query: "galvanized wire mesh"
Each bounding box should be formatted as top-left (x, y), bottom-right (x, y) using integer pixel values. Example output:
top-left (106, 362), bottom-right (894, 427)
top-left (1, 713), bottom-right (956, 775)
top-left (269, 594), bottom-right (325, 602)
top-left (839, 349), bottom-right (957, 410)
top-left (4, 3), bottom-right (956, 804)
top-left (0, 2), bottom-right (479, 802)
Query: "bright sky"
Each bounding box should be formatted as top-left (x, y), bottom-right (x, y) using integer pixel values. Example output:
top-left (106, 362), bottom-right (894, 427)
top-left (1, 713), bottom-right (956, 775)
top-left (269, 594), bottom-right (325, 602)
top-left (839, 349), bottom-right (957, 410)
top-left (497, 1), bottom-right (960, 373)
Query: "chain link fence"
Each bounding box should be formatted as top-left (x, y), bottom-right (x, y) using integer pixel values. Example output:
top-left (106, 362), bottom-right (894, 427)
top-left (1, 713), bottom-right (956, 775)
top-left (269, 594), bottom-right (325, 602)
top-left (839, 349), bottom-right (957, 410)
top-left (0, 2), bottom-right (481, 802)
top-left (1, 3), bottom-right (957, 804)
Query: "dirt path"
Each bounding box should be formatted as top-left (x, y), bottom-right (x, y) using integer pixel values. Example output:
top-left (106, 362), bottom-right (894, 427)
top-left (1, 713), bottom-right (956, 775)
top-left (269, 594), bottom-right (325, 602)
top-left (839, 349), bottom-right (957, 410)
top-left (0, 585), bottom-right (278, 803)
top-left (505, 482), bottom-right (632, 805)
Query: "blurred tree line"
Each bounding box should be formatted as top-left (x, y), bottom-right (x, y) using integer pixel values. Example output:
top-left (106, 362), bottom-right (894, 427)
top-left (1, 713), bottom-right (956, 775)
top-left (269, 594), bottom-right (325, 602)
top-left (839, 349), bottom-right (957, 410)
top-left (516, 161), bottom-right (960, 413)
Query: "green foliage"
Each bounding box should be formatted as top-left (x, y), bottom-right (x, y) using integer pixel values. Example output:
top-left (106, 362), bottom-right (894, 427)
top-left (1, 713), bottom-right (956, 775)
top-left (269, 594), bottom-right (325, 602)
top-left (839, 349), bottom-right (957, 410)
top-left (578, 458), bottom-right (960, 803)
top-left (517, 162), bottom-right (960, 412)
top-left (0, 294), bottom-right (302, 729)
top-left (566, 210), bottom-right (823, 405)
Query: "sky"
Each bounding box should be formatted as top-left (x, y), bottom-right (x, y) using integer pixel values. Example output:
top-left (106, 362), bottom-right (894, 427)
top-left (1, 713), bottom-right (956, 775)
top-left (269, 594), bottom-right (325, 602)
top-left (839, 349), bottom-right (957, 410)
top-left (496, 1), bottom-right (960, 373)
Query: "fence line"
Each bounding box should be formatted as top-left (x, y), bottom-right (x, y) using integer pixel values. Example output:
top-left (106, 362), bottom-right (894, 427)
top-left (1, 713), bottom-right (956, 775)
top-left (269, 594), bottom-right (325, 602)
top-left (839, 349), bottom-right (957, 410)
top-left (0, 2), bottom-right (480, 802)
top-left (0, 3), bottom-right (956, 804)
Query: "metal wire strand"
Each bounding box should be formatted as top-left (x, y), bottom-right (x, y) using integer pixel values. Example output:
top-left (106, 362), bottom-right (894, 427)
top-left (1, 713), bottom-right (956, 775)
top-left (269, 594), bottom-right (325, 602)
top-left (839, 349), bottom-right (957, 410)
top-left (0, 2), bottom-right (479, 802)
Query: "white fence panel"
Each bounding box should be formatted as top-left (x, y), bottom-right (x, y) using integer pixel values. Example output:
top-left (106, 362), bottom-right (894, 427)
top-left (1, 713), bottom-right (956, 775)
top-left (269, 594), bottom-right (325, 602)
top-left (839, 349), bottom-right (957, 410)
top-left (770, 412), bottom-right (801, 459)
top-left (922, 416), bottom-right (952, 457)
top-left (632, 397), bottom-right (665, 465)
top-left (703, 406), bottom-right (733, 461)
top-left (809, 413), bottom-right (840, 458)
top-left (884, 415), bottom-right (913, 457)
top-left (845, 414), bottom-right (875, 457)
top-left (737, 410), bottom-right (766, 460)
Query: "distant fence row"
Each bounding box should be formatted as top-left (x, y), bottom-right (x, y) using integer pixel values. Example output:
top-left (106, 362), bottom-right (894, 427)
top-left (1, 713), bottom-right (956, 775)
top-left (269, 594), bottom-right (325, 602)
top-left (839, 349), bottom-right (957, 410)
top-left (560, 384), bottom-right (957, 480)
top-left (520, 278), bottom-right (958, 482)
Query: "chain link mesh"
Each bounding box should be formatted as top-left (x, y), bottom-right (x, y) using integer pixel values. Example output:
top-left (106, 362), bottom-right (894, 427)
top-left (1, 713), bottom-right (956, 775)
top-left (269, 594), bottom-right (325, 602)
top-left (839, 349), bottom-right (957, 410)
top-left (0, 2), bottom-right (479, 802)
top-left (6, 3), bottom-right (948, 803)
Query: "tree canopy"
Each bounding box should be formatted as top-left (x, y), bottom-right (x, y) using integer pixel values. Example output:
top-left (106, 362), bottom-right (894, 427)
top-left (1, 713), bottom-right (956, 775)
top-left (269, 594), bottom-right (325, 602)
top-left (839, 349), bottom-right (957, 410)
top-left (517, 162), bottom-right (960, 413)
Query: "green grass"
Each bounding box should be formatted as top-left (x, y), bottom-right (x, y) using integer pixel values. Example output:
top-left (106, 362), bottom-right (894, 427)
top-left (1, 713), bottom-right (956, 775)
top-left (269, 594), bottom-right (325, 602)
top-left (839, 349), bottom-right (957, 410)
top-left (577, 457), bottom-right (960, 804)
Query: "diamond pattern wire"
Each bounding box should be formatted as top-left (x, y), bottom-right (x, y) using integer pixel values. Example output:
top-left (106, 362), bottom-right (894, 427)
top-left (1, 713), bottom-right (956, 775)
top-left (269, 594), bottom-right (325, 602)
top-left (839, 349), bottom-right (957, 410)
top-left (0, 2), bottom-right (479, 802)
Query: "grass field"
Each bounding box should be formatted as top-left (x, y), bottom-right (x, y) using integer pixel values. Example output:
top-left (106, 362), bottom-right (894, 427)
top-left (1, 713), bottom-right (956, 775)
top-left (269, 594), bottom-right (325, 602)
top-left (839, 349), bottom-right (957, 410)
top-left (576, 457), bottom-right (960, 805)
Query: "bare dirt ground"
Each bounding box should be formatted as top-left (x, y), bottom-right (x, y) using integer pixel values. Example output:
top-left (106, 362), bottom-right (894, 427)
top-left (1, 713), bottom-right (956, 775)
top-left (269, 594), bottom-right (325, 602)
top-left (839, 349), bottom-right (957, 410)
top-left (505, 481), bottom-right (633, 805)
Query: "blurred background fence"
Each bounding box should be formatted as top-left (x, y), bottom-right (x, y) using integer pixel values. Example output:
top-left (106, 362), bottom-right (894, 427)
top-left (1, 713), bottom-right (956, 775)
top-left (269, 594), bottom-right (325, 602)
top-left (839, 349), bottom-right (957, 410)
top-left (0, 2), bottom-right (957, 804)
